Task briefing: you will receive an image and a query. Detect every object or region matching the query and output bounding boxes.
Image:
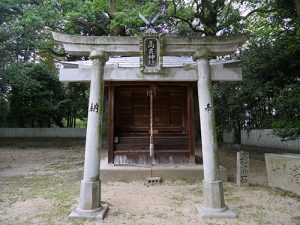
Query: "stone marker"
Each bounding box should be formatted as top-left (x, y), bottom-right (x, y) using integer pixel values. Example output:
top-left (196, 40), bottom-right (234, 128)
top-left (237, 151), bottom-right (249, 187)
top-left (265, 153), bottom-right (300, 195)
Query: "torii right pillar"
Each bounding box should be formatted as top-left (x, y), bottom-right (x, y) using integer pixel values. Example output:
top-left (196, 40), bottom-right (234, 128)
top-left (193, 48), bottom-right (237, 219)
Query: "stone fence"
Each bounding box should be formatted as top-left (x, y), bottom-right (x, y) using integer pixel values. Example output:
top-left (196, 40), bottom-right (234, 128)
top-left (241, 129), bottom-right (300, 151)
top-left (222, 129), bottom-right (235, 144)
top-left (222, 129), bottom-right (300, 152)
top-left (265, 153), bottom-right (300, 195)
top-left (0, 128), bottom-right (86, 138)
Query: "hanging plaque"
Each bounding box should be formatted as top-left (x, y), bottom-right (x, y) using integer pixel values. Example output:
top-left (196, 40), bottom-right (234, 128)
top-left (140, 33), bottom-right (163, 74)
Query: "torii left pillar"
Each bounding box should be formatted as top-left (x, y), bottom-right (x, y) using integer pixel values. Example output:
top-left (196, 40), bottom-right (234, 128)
top-left (69, 50), bottom-right (109, 220)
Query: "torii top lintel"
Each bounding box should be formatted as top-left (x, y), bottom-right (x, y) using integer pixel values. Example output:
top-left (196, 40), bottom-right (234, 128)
top-left (52, 32), bottom-right (247, 57)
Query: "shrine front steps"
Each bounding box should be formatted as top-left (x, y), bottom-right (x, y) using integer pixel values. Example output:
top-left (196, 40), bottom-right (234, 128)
top-left (76, 158), bottom-right (227, 182)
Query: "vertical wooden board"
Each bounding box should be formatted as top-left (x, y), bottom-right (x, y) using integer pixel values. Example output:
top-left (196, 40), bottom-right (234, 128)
top-left (188, 85), bottom-right (195, 160)
top-left (117, 90), bottom-right (133, 130)
top-left (108, 84), bottom-right (114, 163)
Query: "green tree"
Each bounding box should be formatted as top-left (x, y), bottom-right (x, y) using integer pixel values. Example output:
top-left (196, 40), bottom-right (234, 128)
top-left (6, 63), bottom-right (65, 127)
top-left (0, 0), bottom-right (96, 127)
top-left (213, 0), bottom-right (300, 141)
top-left (272, 83), bottom-right (300, 140)
top-left (1, 0), bottom-right (299, 140)
top-left (0, 0), bottom-right (164, 128)
top-left (0, 69), bottom-right (9, 127)
top-left (213, 82), bottom-right (244, 143)
top-left (63, 83), bottom-right (89, 127)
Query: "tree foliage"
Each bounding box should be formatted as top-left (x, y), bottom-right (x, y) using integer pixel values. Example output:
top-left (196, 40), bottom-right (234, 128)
top-left (5, 63), bottom-right (65, 127)
top-left (167, 0), bottom-right (243, 35)
top-left (214, 0), bottom-right (300, 141)
top-left (63, 83), bottom-right (89, 127)
top-left (0, 0), bottom-right (299, 140)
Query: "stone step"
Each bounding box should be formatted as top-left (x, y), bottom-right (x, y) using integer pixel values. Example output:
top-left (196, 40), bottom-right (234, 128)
top-left (76, 160), bottom-right (228, 182)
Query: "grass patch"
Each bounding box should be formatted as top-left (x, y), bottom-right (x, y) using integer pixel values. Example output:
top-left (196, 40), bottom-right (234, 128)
top-left (190, 187), bottom-right (203, 196)
top-left (247, 183), bottom-right (300, 200)
top-left (169, 195), bottom-right (187, 206)
top-left (250, 205), bottom-right (271, 225)
top-left (227, 196), bottom-right (242, 203)
top-left (156, 212), bottom-right (168, 219)
top-left (266, 187), bottom-right (300, 200)
top-left (139, 213), bottom-right (146, 219)
top-left (0, 174), bottom-right (80, 225)
top-left (165, 179), bottom-right (198, 185)
top-left (111, 209), bottom-right (124, 217)
top-left (292, 216), bottom-right (300, 225)
top-left (0, 165), bottom-right (12, 171)
top-left (49, 161), bottom-right (83, 171)
top-left (119, 179), bottom-right (130, 183)
top-left (223, 183), bottom-right (234, 195)
top-left (46, 153), bottom-right (84, 171)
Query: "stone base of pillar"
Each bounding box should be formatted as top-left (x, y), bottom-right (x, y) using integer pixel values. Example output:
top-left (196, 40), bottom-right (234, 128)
top-left (203, 180), bottom-right (225, 209)
top-left (79, 180), bottom-right (101, 210)
top-left (68, 180), bottom-right (109, 220)
top-left (68, 202), bottom-right (109, 220)
top-left (196, 204), bottom-right (237, 219)
top-left (203, 180), bottom-right (225, 208)
top-left (196, 179), bottom-right (237, 219)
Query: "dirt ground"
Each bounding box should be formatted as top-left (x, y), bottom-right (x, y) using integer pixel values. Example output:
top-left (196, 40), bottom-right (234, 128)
top-left (0, 146), bottom-right (299, 225)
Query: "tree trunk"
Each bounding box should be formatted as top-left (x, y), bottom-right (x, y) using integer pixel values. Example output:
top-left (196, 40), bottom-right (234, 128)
top-left (296, 0), bottom-right (300, 19)
top-left (48, 115), bottom-right (51, 127)
top-left (110, 0), bottom-right (116, 14)
top-left (67, 115), bottom-right (70, 127)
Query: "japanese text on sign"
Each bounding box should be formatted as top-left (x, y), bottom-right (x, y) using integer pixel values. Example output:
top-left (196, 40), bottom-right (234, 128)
top-left (237, 151), bottom-right (249, 187)
top-left (145, 39), bottom-right (157, 67)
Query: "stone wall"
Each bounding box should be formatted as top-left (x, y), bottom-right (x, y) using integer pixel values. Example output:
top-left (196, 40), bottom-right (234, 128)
top-left (241, 129), bottom-right (300, 152)
top-left (222, 129), bottom-right (235, 144)
top-left (265, 154), bottom-right (300, 195)
top-left (0, 128), bottom-right (87, 148)
top-left (0, 128), bottom-right (86, 138)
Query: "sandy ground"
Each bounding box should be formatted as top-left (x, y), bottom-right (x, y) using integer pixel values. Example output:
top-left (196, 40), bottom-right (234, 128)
top-left (0, 146), bottom-right (299, 225)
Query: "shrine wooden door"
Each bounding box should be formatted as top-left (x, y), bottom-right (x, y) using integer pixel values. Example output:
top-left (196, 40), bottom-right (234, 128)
top-left (110, 83), bottom-right (194, 164)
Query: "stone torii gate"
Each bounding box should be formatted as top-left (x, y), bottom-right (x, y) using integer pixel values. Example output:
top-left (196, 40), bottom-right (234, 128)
top-left (52, 32), bottom-right (246, 219)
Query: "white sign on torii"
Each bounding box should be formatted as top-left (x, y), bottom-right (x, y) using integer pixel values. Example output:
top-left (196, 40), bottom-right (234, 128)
top-left (52, 31), bottom-right (246, 220)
